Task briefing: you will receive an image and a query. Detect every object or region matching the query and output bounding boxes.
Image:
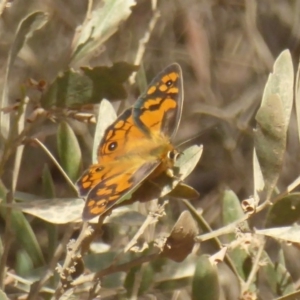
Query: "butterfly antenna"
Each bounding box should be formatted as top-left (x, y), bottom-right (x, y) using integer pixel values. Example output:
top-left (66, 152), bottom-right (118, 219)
top-left (176, 124), bottom-right (218, 149)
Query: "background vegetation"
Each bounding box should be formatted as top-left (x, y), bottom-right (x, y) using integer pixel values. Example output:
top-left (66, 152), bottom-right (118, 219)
top-left (1, 1), bottom-right (300, 299)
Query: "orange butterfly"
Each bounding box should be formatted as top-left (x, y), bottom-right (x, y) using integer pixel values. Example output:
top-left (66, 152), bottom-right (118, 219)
top-left (76, 63), bottom-right (183, 220)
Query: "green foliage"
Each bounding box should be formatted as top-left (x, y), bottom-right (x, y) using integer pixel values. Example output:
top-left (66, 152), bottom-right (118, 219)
top-left (192, 255), bottom-right (220, 300)
top-left (57, 121), bottom-right (82, 182)
top-left (0, 2), bottom-right (300, 300)
top-left (0, 11), bottom-right (47, 139)
top-left (222, 190), bottom-right (251, 281)
top-left (41, 63), bottom-right (138, 109)
top-left (70, 0), bottom-right (136, 65)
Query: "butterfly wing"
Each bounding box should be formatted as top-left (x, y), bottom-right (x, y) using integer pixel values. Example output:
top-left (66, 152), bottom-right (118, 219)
top-left (77, 64), bottom-right (183, 220)
top-left (96, 108), bottom-right (149, 164)
top-left (132, 63), bottom-right (183, 139)
top-left (96, 64), bottom-right (183, 164)
top-left (76, 164), bottom-right (112, 197)
top-left (82, 159), bottom-right (160, 220)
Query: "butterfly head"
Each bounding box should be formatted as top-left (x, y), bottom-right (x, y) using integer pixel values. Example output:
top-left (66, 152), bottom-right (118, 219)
top-left (167, 149), bottom-right (180, 162)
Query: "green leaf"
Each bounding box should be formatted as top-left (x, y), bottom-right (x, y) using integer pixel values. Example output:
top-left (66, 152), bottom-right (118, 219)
top-left (57, 121), bottom-right (82, 182)
top-left (0, 11), bottom-right (47, 138)
top-left (253, 147), bottom-right (265, 205)
top-left (167, 182), bottom-right (199, 200)
top-left (265, 193), bottom-right (300, 228)
top-left (261, 49), bottom-right (293, 131)
top-left (42, 165), bottom-right (57, 260)
top-left (253, 50), bottom-right (293, 203)
top-left (10, 210), bottom-right (45, 266)
top-left (254, 94), bottom-right (286, 201)
top-left (260, 250), bottom-right (295, 296)
top-left (154, 254), bottom-right (198, 283)
top-left (42, 164), bottom-right (55, 198)
top-left (14, 197), bottom-right (83, 224)
top-left (71, 0), bottom-right (136, 65)
top-left (256, 226), bottom-right (300, 243)
top-left (222, 189), bottom-right (246, 229)
top-left (41, 68), bottom-right (93, 109)
top-left (138, 265), bottom-right (155, 296)
top-left (13, 197), bottom-right (146, 225)
top-left (135, 259), bottom-right (182, 296)
top-left (295, 56), bottom-right (300, 145)
top-left (192, 255), bottom-right (220, 300)
top-left (41, 62), bottom-right (138, 108)
top-left (222, 189), bottom-right (250, 281)
top-left (16, 249), bottom-right (34, 277)
top-left (162, 211), bottom-right (198, 262)
top-left (82, 63), bottom-right (139, 100)
top-left (124, 266), bottom-right (140, 296)
top-left (176, 145), bottom-right (203, 180)
top-left (85, 252), bottom-right (126, 289)
top-left (92, 99), bottom-right (117, 163)
top-left (0, 183), bottom-right (45, 266)
top-left (0, 290), bottom-right (9, 300)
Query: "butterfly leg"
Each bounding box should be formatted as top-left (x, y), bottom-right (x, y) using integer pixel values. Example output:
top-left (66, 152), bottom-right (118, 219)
top-left (166, 168), bottom-right (175, 178)
top-left (165, 168), bottom-right (182, 180)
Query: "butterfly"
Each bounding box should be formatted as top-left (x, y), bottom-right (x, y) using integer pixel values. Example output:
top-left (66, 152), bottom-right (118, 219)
top-left (76, 63), bottom-right (183, 220)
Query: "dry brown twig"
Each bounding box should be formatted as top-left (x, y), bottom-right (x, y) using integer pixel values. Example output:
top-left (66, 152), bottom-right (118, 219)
top-left (27, 224), bottom-right (76, 300)
top-left (124, 200), bottom-right (168, 252)
top-left (129, 0), bottom-right (160, 84)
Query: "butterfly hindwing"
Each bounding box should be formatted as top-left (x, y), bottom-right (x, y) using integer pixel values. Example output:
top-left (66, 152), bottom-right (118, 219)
top-left (82, 160), bottom-right (160, 220)
top-left (77, 162), bottom-right (124, 197)
top-left (76, 166), bottom-right (100, 197)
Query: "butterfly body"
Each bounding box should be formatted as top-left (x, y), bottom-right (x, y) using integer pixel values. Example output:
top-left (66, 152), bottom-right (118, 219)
top-left (76, 63), bottom-right (183, 220)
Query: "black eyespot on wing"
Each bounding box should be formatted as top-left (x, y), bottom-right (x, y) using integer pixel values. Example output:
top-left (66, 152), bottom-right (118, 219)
top-left (108, 141), bottom-right (118, 151)
top-left (166, 80), bottom-right (173, 87)
top-left (95, 166), bottom-right (104, 172)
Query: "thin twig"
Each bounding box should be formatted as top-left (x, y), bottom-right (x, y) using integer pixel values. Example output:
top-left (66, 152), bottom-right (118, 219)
top-left (195, 197), bottom-right (271, 242)
top-left (6, 272), bottom-right (54, 294)
top-left (242, 238), bottom-right (265, 293)
top-left (130, 265), bottom-right (144, 300)
top-left (183, 199), bottom-right (244, 287)
top-left (70, 0), bottom-right (94, 54)
top-left (54, 221), bottom-right (95, 299)
top-left (129, 0), bottom-right (160, 84)
top-left (245, 0), bottom-right (274, 70)
top-left (33, 138), bottom-right (78, 194)
top-left (0, 0), bottom-right (8, 16)
top-left (11, 97), bottom-right (27, 192)
top-left (27, 223), bottom-right (76, 300)
top-left (72, 252), bottom-right (159, 287)
top-left (275, 290), bottom-right (300, 300)
top-left (0, 115), bottom-right (45, 178)
top-left (124, 201), bottom-right (167, 252)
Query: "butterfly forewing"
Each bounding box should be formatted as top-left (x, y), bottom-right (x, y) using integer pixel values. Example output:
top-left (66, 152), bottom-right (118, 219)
top-left (96, 64), bottom-right (183, 164)
top-left (132, 63), bottom-right (183, 139)
top-left (96, 108), bottom-right (150, 164)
